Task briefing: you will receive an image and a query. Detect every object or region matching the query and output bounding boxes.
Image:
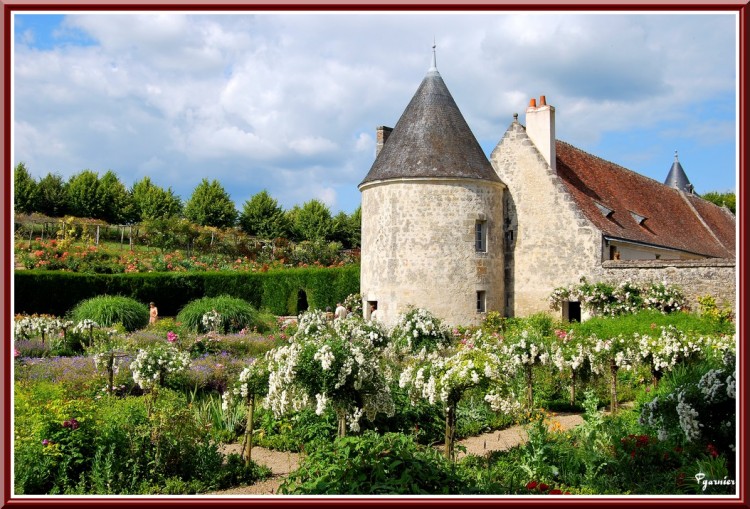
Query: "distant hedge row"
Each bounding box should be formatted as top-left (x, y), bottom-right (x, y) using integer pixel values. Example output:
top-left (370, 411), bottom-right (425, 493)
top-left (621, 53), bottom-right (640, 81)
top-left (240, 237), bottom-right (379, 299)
top-left (14, 266), bottom-right (360, 318)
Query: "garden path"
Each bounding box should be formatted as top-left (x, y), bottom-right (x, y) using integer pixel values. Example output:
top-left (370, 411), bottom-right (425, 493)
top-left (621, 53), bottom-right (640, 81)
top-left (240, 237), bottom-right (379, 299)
top-left (206, 411), bottom-right (588, 496)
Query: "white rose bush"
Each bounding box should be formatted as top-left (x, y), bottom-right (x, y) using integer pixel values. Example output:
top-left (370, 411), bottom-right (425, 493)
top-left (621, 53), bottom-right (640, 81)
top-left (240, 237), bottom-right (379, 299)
top-left (399, 330), bottom-right (520, 460)
top-left (265, 309), bottom-right (395, 438)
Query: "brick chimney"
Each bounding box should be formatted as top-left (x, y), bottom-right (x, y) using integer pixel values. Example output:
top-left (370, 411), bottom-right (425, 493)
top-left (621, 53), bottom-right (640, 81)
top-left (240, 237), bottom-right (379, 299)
top-left (376, 126), bottom-right (393, 157)
top-left (525, 95), bottom-right (556, 171)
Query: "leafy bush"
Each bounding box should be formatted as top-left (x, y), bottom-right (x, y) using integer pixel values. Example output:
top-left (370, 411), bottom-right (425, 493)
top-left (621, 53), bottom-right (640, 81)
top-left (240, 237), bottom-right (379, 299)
top-left (391, 307), bottom-right (451, 353)
top-left (280, 431), bottom-right (475, 494)
top-left (13, 386), bottom-right (269, 494)
top-left (176, 295), bottom-right (270, 333)
top-left (69, 295), bottom-right (148, 332)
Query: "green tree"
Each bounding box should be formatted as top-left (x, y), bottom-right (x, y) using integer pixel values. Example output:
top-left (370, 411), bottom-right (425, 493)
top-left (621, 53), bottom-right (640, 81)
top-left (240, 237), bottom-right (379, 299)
top-left (14, 162), bottom-right (38, 214)
top-left (99, 170), bottom-right (133, 224)
top-left (701, 191), bottom-right (735, 214)
top-left (184, 179), bottom-right (237, 228)
top-left (329, 206), bottom-right (361, 249)
top-left (66, 170), bottom-right (104, 219)
top-left (289, 199), bottom-right (333, 242)
top-left (238, 190), bottom-right (290, 239)
top-left (130, 177), bottom-right (183, 222)
top-left (348, 206), bottom-right (361, 249)
top-left (36, 173), bottom-right (68, 217)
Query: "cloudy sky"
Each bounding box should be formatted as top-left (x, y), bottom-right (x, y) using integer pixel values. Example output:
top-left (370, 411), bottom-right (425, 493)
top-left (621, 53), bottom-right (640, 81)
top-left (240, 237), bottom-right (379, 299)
top-left (12, 10), bottom-right (738, 215)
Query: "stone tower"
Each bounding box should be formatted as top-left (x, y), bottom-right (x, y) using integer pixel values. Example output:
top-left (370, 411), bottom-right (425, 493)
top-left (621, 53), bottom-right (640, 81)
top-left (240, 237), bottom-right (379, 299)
top-left (358, 48), bottom-right (505, 327)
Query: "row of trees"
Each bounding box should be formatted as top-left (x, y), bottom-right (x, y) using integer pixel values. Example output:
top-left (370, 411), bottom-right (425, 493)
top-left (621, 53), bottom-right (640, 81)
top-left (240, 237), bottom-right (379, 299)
top-left (14, 164), bottom-right (361, 248)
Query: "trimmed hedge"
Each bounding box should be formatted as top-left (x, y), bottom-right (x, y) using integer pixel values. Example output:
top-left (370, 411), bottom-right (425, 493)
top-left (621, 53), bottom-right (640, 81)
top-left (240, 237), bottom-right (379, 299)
top-left (14, 266), bottom-right (360, 318)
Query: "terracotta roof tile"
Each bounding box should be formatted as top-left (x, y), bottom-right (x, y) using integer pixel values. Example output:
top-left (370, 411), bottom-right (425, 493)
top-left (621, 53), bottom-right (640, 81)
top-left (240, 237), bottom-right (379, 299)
top-left (555, 141), bottom-right (735, 259)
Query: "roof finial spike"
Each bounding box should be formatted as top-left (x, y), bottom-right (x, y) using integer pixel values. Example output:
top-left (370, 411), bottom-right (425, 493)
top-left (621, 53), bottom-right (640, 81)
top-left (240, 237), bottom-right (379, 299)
top-left (429, 38), bottom-right (437, 72)
top-left (674, 149), bottom-right (679, 162)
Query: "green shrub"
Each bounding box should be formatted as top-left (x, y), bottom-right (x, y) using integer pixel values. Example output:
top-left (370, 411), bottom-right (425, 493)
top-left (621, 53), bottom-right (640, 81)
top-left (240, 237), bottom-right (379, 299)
top-left (176, 295), bottom-right (269, 333)
top-left (13, 385), bottom-right (269, 494)
top-left (280, 431), bottom-right (475, 494)
top-left (69, 295), bottom-right (148, 332)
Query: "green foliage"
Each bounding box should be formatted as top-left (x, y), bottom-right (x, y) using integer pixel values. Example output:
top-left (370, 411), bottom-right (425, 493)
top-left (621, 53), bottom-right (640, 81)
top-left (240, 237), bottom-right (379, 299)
top-left (281, 431), bottom-right (474, 494)
top-left (15, 266), bottom-right (359, 317)
top-left (239, 190), bottom-right (290, 239)
top-left (36, 173), bottom-right (69, 217)
top-left (391, 307), bottom-right (451, 353)
top-left (129, 176), bottom-right (183, 221)
top-left (700, 191), bottom-right (735, 214)
top-left (176, 295), bottom-right (268, 333)
top-left (697, 295), bottom-right (734, 326)
top-left (13, 386), bottom-right (269, 494)
top-left (14, 162), bottom-right (38, 214)
top-left (98, 171), bottom-right (132, 224)
top-left (66, 170), bottom-right (104, 220)
top-left (329, 207), bottom-right (361, 249)
top-left (550, 279), bottom-right (687, 317)
top-left (287, 199), bottom-right (332, 242)
top-left (69, 295), bottom-right (149, 332)
top-left (570, 309), bottom-right (734, 340)
top-left (184, 178), bottom-right (237, 228)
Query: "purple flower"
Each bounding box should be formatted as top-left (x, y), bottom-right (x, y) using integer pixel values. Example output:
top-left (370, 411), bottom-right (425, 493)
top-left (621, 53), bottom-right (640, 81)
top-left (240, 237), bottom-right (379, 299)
top-left (42, 439), bottom-right (50, 446)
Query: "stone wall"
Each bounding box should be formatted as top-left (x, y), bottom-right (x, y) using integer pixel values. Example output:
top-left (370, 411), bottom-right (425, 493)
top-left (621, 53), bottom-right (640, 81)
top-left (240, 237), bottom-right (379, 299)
top-left (360, 178), bottom-right (504, 327)
top-left (595, 259), bottom-right (737, 312)
top-left (491, 121), bottom-right (602, 317)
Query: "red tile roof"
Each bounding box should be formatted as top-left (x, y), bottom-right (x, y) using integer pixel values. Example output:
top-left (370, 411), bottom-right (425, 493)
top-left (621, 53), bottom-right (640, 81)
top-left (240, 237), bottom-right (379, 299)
top-left (555, 141), bottom-right (735, 259)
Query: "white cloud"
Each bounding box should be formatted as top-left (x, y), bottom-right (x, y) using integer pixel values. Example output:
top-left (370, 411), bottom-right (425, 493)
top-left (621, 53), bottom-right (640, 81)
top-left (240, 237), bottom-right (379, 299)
top-left (12, 11), bottom-right (738, 213)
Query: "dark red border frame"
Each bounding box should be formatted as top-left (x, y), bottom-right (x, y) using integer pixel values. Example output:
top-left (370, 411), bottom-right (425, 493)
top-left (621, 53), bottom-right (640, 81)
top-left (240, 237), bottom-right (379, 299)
top-left (1, 1), bottom-right (746, 507)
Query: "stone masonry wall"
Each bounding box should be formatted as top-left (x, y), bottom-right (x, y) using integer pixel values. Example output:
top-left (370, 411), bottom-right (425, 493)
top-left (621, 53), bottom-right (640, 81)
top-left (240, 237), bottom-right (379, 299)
top-left (490, 121), bottom-right (602, 317)
top-left (594, 259), bottom-right (737, 313)
top-left (360, 179), bottom-right (504, 327)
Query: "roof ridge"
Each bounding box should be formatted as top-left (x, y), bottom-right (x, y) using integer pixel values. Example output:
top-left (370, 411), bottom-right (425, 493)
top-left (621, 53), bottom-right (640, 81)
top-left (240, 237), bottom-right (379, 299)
top-left (555, 139), bottom-right (677, 191)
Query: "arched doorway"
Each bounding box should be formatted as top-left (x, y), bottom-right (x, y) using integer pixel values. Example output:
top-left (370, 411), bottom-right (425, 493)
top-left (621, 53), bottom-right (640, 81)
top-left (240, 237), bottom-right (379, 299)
top-left (297, 289), bottom-right (309, 313)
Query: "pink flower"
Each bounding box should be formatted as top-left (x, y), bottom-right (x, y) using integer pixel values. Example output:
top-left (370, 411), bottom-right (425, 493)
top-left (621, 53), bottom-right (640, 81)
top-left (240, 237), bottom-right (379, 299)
top-left (167, 331), bottom-right (178, 343)
top-left (42, 439), bottom-right (50, 446)
top-left (14, 348), bottom-right (20, 358)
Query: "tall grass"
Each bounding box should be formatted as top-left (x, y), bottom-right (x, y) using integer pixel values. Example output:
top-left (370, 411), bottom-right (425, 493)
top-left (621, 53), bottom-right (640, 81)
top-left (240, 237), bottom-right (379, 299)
top-left (69, 295), bottom-right (149, 332)
top-left (176, 295), bottom-right (273, 333)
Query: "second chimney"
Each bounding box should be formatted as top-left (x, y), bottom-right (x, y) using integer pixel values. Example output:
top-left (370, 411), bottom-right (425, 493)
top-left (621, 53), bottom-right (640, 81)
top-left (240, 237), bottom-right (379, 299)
top-left (376, 126), bottom-right (393, 157)
top-left (525, 96), bottom-right (556, 171)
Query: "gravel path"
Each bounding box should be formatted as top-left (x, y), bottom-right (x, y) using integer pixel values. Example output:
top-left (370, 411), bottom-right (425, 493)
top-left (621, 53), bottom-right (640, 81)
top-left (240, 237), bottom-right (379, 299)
top-left (206, 412), bottom-right (585, 496)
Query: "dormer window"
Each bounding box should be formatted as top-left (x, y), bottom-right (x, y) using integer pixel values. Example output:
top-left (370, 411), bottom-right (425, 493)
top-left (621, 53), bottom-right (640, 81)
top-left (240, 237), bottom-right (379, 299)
top-left (629, 211), bottom-right (647, 226)
top-left (594, 201), bottom-right (614, 218)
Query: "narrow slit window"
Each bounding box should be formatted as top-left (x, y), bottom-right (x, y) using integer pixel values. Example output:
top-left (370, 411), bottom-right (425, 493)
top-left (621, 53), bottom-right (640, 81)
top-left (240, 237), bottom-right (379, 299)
top-left (475, 221), bottom-right (487, 252)
top-left (476, 291), bottom-right (486, 313)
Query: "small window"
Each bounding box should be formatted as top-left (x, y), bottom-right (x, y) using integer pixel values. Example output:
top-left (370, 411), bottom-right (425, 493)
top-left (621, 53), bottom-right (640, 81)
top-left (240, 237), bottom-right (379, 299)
top-left (476, 291), bottom-right (486, 313)
top-left (563, 301), bottom-right (581, 323)
top-left (475, 221), bottom-right (487, 252)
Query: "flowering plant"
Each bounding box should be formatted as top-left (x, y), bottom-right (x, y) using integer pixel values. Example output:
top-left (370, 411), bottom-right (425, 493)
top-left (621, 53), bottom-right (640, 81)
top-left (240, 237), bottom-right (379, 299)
top-left (549, 279), bottom-right (687, 317)
top-left (130, 343), bottom-right (191, 390)
top-left (640, 352), bottom-right (735, 455)
top-left (391, 307), bottom-right (451, 353)
top-left (399, 331), bottom-right (519, 459)
top-left (265, 310), bottom-right (394, 437)
top-left (201, 310), bottom-right (222, 333)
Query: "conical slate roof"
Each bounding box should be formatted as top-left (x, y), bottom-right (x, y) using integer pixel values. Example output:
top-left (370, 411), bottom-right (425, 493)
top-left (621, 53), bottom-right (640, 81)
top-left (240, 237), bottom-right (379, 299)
top-left (664, 151), bottom-right (693, 193)
top-left (359, 56), bottom-right (499, 187)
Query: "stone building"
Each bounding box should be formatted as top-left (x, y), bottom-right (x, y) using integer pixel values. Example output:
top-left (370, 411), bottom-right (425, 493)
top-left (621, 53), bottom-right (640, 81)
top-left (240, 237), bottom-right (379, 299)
top-left (359, 51), bottom-right (736, 327)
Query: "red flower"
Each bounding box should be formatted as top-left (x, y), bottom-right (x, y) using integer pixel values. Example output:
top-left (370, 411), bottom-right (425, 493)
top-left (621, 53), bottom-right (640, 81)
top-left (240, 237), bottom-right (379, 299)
top-left (706, 443), bottom-right (719, 458)
top-left (538, 483), bottom-right (549, 491)
top-left (526, 481), bottom-right (538, 490)
top-left (549, 489), bottom-right (563, 495)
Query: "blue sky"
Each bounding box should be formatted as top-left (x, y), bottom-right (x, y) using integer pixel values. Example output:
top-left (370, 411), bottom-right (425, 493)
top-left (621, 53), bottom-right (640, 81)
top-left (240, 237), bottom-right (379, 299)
top-left (12, 11), bottom-right (738, 215)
